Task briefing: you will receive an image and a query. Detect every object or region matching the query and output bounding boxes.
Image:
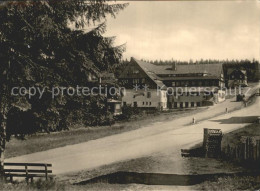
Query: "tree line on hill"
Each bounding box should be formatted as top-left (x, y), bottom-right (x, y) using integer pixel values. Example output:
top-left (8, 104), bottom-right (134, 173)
top-left (117, 58), bottom-right (260, 81)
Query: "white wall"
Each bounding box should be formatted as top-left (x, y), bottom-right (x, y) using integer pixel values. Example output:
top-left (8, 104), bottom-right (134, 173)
top-left (122, 89), bottom-right (167, 110)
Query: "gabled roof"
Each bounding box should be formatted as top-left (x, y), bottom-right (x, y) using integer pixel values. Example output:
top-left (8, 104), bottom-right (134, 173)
top-left (227, 68), bottom-right (247, 75)
top-left (132, 57), bottom-right (223, 79)
top-left (130, 58), bottom-right (166, 89)
top-left (119, 58), bottom-right (223, 89)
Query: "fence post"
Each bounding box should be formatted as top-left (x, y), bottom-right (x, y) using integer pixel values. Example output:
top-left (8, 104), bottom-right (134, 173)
top-left (25, 164), bottom-right (28, 183)
top-left (257, 141), bottom-right (260, 161)
top-left (45, 164), bottom-right (48, 180)
top-left (203, 128), bottom-right (209, 157)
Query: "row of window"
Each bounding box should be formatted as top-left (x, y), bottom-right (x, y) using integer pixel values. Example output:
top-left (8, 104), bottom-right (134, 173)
top-left (143, 102), bottom-right (152, 105)
top-left (171, 102), bottom-right (201, 108)
top-left (230, 75), bottom-right (245, 80)
top-left (123, 101), bottom-right (152, 107)
top-left (159, 73), bottom-right (207, 77)
top-left (127, 69), bottom-right (140, 75)
top-left (120, 78), bottom-right (146, 85)
top-left (120, 79), bottom-right (223, 88)
top-left (170, 92), bottom-right (205, 96)
top-left (171, 80), bottom-right (219, 87)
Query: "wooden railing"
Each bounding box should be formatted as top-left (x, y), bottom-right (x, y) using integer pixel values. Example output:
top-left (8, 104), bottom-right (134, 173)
top-left (4, 162), bottom-right (54, 182)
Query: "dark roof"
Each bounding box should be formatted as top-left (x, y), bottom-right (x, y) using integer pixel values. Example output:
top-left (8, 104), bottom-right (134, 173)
top-left (131, 58), bottom-right (166, 89)
top-left (227, 68), bottom-right (247, 75)
top-left (132, 57), bottom-right (223, 79)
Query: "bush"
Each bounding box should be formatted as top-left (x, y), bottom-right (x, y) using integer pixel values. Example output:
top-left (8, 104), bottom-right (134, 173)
top-left (0, 179), bottom-right (64, 191)
top-left (119, 105), bottom-right (134, 120)
top-left (6, 94), bottom-right (116, 139)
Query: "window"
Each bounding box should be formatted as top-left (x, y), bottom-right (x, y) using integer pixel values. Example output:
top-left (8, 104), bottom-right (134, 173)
top-left (120, 79), bottom-right (128, 85)
top-left (181, 81), bottom-right (185, 86)
top-left (146, 102), bottom-right (148, 105)
top-left (149, 102), bottom-right (151, 105)
top-left (133, 79), bottom-right (139, 84)
top-left (143, 102), bottom-right (145, 105)
top-left (147, 92), bottom-right (151, 98)
top-left (133, 70), bottom-right (139, 74)
top-left (133, 102), bottom-right (137, 107)
top-left (172, 82), bottom-right (176, 87)
top-left (123, 102), bottom-right (126, 106)
top-left (115, 104), bottom-right (121, 109)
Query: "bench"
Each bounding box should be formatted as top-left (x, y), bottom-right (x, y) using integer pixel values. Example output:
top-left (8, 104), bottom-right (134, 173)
top-left (4, 162), bottom-right (54, 183)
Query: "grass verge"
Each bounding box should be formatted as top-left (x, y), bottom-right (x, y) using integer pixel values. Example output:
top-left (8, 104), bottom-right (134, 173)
top-left (5, 107), bottom-right (205, 158)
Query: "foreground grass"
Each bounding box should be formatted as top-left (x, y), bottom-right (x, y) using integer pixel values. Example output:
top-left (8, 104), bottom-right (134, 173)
top-left (196, 176), bottom-right (260, 191)
top-left (5, 108), bottom-right (204, 158)
top-left (0, 179), bottom-right (64, 191)
top-left (1, 179), bottom-right (188, 191)
top-left (2, 176), bottom-right (260, 191)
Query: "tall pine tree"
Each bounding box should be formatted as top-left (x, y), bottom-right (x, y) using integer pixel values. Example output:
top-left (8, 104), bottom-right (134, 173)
top-left (0, 0), bottom-right (127, 176)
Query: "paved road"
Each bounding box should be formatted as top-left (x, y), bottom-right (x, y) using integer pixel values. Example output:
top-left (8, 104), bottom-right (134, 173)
top-left (7, 85), bottom-right (260, 175)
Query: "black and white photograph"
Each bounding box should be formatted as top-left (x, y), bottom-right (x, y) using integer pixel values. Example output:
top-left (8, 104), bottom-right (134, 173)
top-left (0, 0), bottom-right (260, 190)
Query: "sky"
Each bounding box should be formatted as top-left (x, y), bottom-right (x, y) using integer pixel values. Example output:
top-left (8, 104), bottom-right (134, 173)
top-left (104, 1), bottom-right (260, 61)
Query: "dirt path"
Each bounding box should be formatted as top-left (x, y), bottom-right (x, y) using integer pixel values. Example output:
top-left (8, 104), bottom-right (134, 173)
top-left (6, 92), bottom-right (260, 175)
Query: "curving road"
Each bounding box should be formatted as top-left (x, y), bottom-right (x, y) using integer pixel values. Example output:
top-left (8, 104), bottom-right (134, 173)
top-left (7, 87), bottom-right (260, 175)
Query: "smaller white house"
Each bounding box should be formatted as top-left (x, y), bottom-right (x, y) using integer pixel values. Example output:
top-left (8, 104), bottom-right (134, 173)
top-left (122, 89), bottom-right (167, 110)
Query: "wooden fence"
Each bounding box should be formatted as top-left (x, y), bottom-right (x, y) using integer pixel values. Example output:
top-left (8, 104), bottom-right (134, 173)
top-left (222, 136), bottom-right (260, 164)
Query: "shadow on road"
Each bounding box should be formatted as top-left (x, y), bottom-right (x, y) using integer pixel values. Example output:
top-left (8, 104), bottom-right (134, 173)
top-left (210, 116), bottom-right (259, 124)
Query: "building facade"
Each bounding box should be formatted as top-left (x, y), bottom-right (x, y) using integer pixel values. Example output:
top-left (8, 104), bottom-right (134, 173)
top-left (118, 58), bottom-right (225, 109)
top-left (118, 58), bottom-right (167, 110)
top-left (227, 69), bottom-right (248, 88)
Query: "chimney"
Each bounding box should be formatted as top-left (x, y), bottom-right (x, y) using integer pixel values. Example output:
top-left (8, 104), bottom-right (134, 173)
top-left (172, 63), bottom-right (177, 71)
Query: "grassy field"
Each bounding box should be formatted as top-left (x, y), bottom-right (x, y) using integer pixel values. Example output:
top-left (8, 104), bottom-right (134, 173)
top-left (5, 107), bottom-right (205, 159)
top-left (195, 176), bottom-right (260, 191)
top-left (221, 123), bottom-right (260, 148)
